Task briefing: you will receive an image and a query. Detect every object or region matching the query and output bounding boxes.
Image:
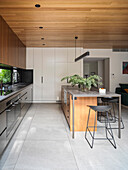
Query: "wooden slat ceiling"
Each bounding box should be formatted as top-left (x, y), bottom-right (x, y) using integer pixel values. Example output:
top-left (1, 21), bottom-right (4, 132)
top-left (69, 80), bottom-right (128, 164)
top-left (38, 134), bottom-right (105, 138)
top-left (0, 0), bottom-right (128, 48)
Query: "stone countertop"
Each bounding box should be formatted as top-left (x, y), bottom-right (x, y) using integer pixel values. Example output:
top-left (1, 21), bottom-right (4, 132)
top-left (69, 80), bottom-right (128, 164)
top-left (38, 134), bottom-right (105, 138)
top-left (0, 83), bottom-right (32, 102)
top-left (68, 89), bottom-right (121, 97)
top-left (62, 85), bottom-right (121, 98)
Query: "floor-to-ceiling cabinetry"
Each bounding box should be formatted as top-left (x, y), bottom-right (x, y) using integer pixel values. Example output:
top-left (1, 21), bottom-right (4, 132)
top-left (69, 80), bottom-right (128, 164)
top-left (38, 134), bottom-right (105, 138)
top-left (26, 47), bottom-right (83, 102)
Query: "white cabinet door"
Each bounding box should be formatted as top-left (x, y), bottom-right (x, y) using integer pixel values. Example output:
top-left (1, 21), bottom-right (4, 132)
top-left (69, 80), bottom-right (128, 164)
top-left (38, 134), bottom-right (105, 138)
top-left (55, 48), bottom-right (68, 63)
top-left (26, 48), bottom-right (34, 69)
top-left (33, 48), bottom-right (43, 101)
top-left (42, 48), bottom-right (55, 101)
top-left (55, 63), bottom-right (68, 100)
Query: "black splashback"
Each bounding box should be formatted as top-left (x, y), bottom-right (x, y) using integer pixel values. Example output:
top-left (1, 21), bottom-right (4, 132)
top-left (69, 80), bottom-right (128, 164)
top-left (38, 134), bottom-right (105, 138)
top-left (20, 69), bottom-right (33, 84)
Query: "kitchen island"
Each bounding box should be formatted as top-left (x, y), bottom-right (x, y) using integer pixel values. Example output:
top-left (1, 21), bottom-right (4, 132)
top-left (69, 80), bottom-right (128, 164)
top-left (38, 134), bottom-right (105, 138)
top-left (61, 86), bottom-right (121, 139)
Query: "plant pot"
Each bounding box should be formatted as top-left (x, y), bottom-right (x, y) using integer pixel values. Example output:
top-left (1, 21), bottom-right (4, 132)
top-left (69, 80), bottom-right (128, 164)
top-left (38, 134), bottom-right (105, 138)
top-left (80, 85), bottom-right (89, 92)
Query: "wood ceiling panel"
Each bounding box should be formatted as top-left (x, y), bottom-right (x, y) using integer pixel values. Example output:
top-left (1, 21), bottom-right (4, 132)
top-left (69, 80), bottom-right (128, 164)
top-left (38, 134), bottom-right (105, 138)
top-left (0, 0), bottom-right (128, 48)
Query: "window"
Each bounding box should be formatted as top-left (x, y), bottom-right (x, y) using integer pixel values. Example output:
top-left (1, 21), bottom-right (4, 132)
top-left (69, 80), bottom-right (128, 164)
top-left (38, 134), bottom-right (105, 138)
top-left (0, 68), bottom-right (12, 84)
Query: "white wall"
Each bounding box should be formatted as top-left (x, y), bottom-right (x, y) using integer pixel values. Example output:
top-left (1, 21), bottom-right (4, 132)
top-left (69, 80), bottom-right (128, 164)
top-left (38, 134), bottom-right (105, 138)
top-left (104, 58), bottom-right (110, 91)
top-left (26, 47), bottom-right (83, 102)
top-left (98, 60), bottom-right (104, 88)
top-left (84, 49), bottom-right (128, 92)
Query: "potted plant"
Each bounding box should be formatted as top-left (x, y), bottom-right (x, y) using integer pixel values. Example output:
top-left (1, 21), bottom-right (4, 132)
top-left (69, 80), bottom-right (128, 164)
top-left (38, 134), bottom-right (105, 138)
top-left (61, 74), bottom-right (102, 92)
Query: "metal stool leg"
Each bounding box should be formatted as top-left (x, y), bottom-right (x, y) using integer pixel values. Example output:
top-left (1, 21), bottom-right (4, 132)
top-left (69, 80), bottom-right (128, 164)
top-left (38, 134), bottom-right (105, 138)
top-left (115, 103), bottom-right (124, 129)
top-left (91, 111), bottom-right (97, 148)
top-left (85, 108), bottom-right (91, 138)
top-left (106, 112), bottom-right (116, 149)
top-left (85, 109), bottom-right (97, 149)
top-left (110, 103), bottom-right (124, 129)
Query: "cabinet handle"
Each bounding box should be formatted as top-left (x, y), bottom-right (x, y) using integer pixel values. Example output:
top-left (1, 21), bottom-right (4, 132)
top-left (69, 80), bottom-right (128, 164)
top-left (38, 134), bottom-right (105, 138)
top-left (41, 76), bottom-right (43, 84)
top-left (6, 109), bottom-right (11, 112)
top-left (0, 127), bottom-right (7, 136)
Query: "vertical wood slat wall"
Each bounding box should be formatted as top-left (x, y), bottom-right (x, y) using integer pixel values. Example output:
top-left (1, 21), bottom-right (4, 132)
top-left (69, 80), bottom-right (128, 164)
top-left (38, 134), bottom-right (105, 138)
top-left (0, 16), bottom-right (26, 69)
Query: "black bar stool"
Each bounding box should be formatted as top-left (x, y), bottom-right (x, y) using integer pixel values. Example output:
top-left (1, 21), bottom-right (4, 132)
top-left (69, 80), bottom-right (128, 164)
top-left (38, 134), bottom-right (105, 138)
top-left (100, 97), bottom-right (124, 129)
top-left (85, 105), bottom-right (116, 149)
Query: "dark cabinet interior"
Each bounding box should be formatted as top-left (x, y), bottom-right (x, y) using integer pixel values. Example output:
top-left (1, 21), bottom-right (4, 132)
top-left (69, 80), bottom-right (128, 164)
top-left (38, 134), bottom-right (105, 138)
top-left (0, 16), bottom-right (26, 69)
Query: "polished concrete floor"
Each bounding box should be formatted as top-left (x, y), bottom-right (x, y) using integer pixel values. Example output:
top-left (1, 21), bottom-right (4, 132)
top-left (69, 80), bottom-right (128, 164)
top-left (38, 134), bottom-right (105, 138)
top-left (0, 104), bottom-right (128, 170)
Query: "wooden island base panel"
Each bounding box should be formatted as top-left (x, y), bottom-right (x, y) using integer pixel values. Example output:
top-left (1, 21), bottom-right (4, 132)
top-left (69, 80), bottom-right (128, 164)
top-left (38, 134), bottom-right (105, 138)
top-left (70, 95), bottom-right (97, 132)
top-left (61, 86), bottom-right (97, 132)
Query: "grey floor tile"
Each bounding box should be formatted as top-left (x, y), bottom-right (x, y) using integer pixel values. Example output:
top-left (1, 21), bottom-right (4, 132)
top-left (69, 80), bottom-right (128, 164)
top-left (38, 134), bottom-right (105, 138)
top-left (14, 140), bottom-right (78, 170)
top-left (26, 124), bottom-right (68, 141)
top-left (32, 115), bottom-right (65, 128)
top-left (1, 140), bottom-right (24, 170)
top-left (12, 116), bottom-right (33, 140)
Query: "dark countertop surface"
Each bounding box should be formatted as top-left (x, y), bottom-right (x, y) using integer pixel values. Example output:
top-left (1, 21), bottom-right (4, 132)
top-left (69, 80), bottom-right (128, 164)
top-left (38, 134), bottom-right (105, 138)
top-left (0, 83), bottom-right (32, 102)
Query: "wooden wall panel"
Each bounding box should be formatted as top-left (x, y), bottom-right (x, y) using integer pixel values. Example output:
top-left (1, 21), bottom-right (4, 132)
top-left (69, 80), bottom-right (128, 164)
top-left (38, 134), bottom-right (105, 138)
top-left (8, 28), bottom-right (15, 66)
top-left (18, 40), bottom-right (26, 69)
top-left (0, 16), bottom-right (26, 68)
top-left (0, 16), bottom-right (2, 61)
top-left (15, 36), bottom-right (19, 67)
top-left (1, 18), bottom-right (9, 64)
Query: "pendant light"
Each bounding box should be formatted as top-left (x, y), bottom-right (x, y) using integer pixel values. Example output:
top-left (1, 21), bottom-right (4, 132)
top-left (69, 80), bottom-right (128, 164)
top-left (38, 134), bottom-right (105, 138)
top-left (75, 36), bottom-right (78, 61)
top-left (74, 36), bottom-right (90, 62)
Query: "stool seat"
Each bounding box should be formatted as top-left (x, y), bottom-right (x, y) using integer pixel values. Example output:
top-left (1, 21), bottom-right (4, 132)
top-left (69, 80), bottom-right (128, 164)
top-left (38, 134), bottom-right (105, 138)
top-left (100, 97), bottom-right (124, 129)
top-left (101, 97), bottom-right (118, 103)
top-left (88, 105), bottom-right (112, 112)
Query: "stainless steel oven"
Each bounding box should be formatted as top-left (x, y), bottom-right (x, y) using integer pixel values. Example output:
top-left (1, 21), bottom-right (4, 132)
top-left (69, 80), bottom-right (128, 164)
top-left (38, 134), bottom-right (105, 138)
top-left (0, 108), bottom-right (7, 155)
top-left (6, 95), bottom-right (21, 137)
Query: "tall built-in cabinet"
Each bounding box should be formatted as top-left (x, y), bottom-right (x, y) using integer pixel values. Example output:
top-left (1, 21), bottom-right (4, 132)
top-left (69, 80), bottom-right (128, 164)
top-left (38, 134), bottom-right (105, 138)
top-left (26, 47), bottom-right (83, 102)
top-left (0, 16), bottom-right (26, 68)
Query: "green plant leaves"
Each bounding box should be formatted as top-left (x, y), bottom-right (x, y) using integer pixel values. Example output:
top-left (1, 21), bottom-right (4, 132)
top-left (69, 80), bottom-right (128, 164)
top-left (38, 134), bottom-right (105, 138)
top-left (0, 69), bottom-right (11, 83)
top-left (61, 74), bottom-right (103, 90)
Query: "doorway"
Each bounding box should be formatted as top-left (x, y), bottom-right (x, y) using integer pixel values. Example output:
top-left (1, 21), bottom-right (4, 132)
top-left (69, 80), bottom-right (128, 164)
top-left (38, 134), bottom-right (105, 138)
top-left (83, 58), bottom-right (110, 91)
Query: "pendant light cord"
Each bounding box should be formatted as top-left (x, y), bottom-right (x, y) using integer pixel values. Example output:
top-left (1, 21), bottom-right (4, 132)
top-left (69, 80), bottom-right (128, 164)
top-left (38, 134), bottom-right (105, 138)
top-left (75, 38), bottom-right (76, 59)
top-left (75, 36), bottom-right (78, 59)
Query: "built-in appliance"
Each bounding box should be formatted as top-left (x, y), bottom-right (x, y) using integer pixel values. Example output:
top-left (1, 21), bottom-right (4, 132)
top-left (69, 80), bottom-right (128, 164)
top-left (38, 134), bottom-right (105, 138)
top-left (64, 89), bottom-right (67, 104)
top-left (0, 101), bottom-right (7, 155)
top-left (6, 95), bottom-right (21, 136)
top-left (12, 69), bottom-right (20, 84)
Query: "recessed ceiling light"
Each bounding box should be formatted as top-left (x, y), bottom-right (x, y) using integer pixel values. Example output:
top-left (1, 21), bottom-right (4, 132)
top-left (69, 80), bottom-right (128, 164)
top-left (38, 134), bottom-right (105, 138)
top-left (41, 38), bottom-right (44, 40)
top-left (39, 27), bottom-right (43, 29)
top-left (42, 44), bottom-right (45, 46)
top-left (35, 4), bottom-right (41, 8)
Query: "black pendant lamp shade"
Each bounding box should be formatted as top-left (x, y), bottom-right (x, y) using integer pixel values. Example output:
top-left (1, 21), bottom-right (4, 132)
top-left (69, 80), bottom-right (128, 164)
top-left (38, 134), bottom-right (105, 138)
top-left (75, 51), bottom-right (90, 62)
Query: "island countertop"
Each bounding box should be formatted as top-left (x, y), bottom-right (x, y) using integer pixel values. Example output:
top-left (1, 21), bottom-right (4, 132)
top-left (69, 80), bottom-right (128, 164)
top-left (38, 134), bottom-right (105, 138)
top-left (68, 89), bottom-right (121, 98)
top-left (62, 85), bottom-right (121, 98)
